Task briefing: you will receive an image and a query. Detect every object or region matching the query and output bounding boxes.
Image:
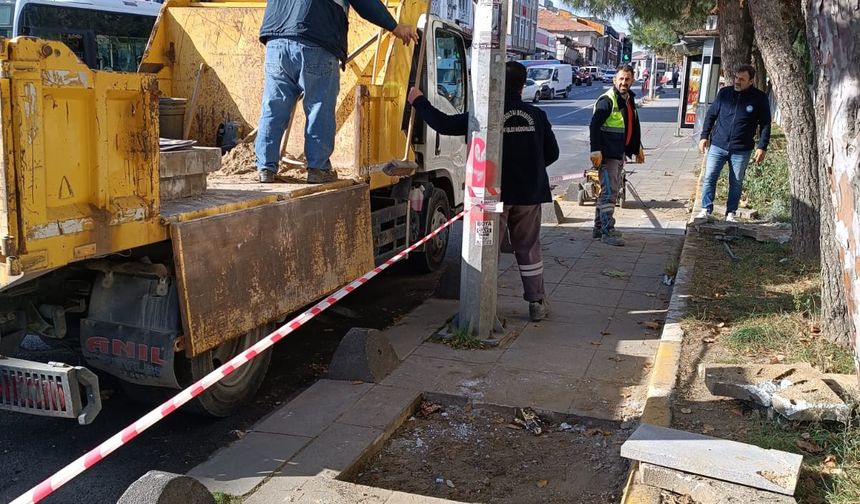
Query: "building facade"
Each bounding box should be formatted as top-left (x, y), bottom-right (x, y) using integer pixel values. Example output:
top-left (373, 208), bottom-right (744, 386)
top-left (430, 0), bottom-right (474, 34)
top-left (507, 0), bottom-right (538, 59)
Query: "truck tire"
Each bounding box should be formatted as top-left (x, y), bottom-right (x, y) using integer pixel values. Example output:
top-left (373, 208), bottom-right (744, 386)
top-left (408, 187), bottom-right (451, 273)
top-left (121, 323), bottom-right (274, 417)
top-left (187, 323), bottom-right (274, 417)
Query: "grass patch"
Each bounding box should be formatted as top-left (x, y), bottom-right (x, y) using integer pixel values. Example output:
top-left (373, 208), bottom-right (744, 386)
top-left (747, 418), bottom-right (860, 504)
top-left (213, 492), bottom-right (242, 504)
top-left (714, 125), bottom-right (790, 221)
top-left (438, 325), bottom-right (488, 350)
top-left (680, 233), bottom-right (860, 503)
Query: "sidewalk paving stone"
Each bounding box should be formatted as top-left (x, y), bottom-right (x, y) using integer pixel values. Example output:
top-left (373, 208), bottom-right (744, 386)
top-left (188, 431), bottom-right (310, 496)
top-left (254, 380), bottom-right (374, 438)
top-left (336, 384), bottom-right (422, 431)
top-left (551, 283), bottom-right (623, 307)
top-left (498, 337), bottom-right (596, 377)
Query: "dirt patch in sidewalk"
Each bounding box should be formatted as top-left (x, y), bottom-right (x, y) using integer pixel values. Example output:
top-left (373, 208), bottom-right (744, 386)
top-left (351, 402), bottom-right (630, 504)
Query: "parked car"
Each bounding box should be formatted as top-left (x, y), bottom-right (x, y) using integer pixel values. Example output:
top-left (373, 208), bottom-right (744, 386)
top-left (522, 78), bottom-right (547, 103)
top-left (575, 67), bottom-right (592, 86)
top-left (585, 65), bottom-right (603, 82)
top-left (527, 63), bottom-right (573, 99)
top-left (603, 69), bottom-right (616, 82)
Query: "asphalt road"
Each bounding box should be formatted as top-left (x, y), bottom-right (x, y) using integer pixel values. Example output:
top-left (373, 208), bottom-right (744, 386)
top-left (0, 83), bottom-right (615, 504)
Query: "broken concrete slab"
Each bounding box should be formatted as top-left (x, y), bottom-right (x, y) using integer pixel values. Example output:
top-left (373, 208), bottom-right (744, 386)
top-left (327, 328), bottom-right (400, 383)
top-left (703, 364), bottom-right (850, 423)
top-left (639, 463), bottom-right (797, 504)
top-left (693, 222), bottom-right (791, 244)
top-left (823, 373), bottom-right (860, 404)
top-left (621, 424), bottom-right (803, 495)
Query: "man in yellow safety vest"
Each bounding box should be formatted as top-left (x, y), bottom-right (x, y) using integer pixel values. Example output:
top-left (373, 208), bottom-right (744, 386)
top-left (589, 64), bottom-right (644, 247)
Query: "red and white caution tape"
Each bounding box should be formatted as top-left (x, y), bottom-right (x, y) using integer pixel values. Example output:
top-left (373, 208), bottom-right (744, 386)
top-left (12, 209), bottom-right (466, 504)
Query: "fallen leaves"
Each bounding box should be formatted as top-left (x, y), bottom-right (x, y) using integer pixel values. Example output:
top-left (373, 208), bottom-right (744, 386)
top-left (795, 438), bottom-right (824, 454)
top-left (701, 424), bottom-right (715, 434)
top-left (769, 354), bottom-right (786, 364)
top-left (590, 341), bottom-right (602, 346)
top-left (608, 356), bottom-right (626, 363)
top-left (536, 479), bottom-right (549, 488)
top-left (420, 401), bottom-right (443, 417)
top-left (644, 321), bottom-right (662, 330)
top-left (680, 408), bottom-right (692, 414)
top-left (586, 427), bottom-right (613, 437)
top-left (702, 337), bottom-right (716, 344)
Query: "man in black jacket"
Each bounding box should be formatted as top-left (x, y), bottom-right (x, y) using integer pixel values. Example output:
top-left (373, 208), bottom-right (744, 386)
top-left (255, 0), bottom-right (417, 184)
top-left (589, 65), bottom-right (644, 247)
top-left (406, 61), bottom-right (560, 321)
top-left (696, 64), bottom-right (771, 222)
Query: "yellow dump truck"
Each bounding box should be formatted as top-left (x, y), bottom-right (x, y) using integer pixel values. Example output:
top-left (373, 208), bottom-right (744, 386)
top-left (0, 0), bottom-right (471, 423)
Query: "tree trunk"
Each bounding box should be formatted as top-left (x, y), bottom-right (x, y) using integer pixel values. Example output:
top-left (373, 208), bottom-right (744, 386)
top-left (748, 0), bottom-right (820, 261)
top-left (751, 41), bottom-right (768, 96)
top-left (717, 0), bottom-right (754, 77)
top-left (805, 0), bottom-right (860, 371)
top-left (802, 1), bottom-right (852, 347)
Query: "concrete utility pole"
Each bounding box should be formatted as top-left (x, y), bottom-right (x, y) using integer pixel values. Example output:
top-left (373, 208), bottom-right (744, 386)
top-left (457, 0), bottom-right (508, 338)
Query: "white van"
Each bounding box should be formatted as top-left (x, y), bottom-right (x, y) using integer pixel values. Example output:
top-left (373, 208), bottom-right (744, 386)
top-left (585, 66), bottom-right (604, 82)
top-left (526, 63), bottom-right (573, 99)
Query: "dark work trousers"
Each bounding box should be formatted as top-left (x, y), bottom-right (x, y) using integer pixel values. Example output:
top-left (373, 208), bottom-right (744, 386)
top-left (593, 158), bottom-right (624, 235)
top-left (500, 204), bottom-right (545, 302)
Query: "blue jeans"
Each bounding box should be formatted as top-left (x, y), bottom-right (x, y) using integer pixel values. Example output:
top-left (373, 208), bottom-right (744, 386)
top-left (255, 38), bottom-right (339, 173)
top-left (700, 145), bottom-right (752, 213)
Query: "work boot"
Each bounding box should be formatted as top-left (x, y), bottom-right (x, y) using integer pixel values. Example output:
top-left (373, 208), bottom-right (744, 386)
top-left (529, 299), bottom-right (550, 322)
top-left (307, 168), bottom-right (338, 184)
top-left (601, 233), bottom-right (626, 247)
top-left (258, 170), bottom-right (276, 183)
top-left (592, 227), bottom-right (602, 239)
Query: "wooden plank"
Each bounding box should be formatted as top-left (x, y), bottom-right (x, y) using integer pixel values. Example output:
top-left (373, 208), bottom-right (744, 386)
top-left (620, 424), bottom-right (803, 495)
top-left (171, 184), bottom-right (374, 356)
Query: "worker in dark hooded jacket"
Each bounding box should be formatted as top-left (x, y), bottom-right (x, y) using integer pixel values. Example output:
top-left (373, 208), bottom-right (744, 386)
top-left (406, 61), bottom-right (559, 322)
top-left (255, 0), bottom-right (417, 184)
top-left (589, 64), bottom-right (644, 247)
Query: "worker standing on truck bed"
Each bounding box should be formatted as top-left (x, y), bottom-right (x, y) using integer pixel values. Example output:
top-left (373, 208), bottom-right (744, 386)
top-left (256, 0), bottom-right (418, 184)
top-left (406, 62), bottom-right (559, 322)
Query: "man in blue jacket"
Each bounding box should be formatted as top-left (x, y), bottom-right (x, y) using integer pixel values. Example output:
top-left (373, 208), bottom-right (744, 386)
top-left (406, 62), bottom-right (560, 321)
top-left (255, 0), bottom-right (418, 184)
top-left (697, 64), bottom-right (771, 221)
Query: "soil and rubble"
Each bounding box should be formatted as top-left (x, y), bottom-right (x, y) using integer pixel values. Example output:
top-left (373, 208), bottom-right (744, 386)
top-left (352, 403), bottom-right (630, 504)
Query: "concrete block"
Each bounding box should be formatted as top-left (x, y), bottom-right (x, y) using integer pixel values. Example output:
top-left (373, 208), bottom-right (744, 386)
top-left (621, 424), bottom-right (803, 495)
top-left (187, 431), bottom-right (310, 496)
top-left (253, 379), bottom-right (373, 437)
top-left (117, 470), bottom-right (214, 504)
top-left (824, 373), bottom-right (860, 403)
top-left (160, 173), bottom-right (208, 201)
top-left (541, 199), bottom-right (565, 224)
top-left (704, 364), bottom-right (850, 423)
top-left (159, 147), bottom-right (222, 178)
top-left (639, 463), bottom-right (797, 503)
top-left (327, 328), bottom-right (400, 383)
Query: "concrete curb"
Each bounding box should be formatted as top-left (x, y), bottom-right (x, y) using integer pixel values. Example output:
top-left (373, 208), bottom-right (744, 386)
top-left (620, 156), bottom-right (706, 504)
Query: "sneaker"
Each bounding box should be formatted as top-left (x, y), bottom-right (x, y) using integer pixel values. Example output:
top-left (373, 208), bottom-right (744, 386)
top-left (725, 212), bottom-right (738, 223)
top-left (307, 168), bottom-right (339, 184)
top-left (695, 209), bottom-right (715, 222)
top-left (601, 234), bottom-right (626, 247)
top-left (258, 170), bottom-right (276, 183)
top-left (529, 299), bottom-right (550, 322)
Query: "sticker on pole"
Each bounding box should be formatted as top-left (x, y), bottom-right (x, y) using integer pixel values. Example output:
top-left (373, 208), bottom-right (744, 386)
top-left (475, 220), bottom-right (494, 246)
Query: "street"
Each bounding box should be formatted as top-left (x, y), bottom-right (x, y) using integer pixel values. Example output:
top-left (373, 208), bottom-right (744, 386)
top-left (1, 82), bottom-right (645, 504)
